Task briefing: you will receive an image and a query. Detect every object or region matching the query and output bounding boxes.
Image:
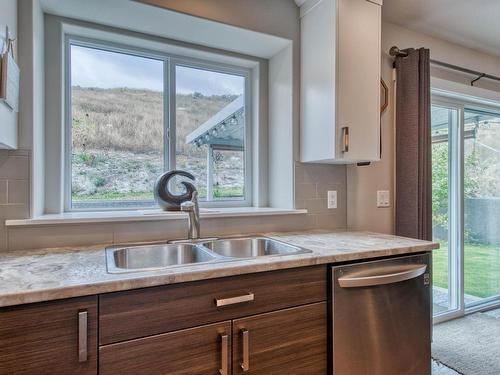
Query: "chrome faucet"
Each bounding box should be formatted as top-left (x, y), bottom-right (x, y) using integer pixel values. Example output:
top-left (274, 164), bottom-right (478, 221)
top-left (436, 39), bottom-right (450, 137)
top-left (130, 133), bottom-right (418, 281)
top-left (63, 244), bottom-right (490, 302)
top-left (181, 190), bottom-right (200, 240)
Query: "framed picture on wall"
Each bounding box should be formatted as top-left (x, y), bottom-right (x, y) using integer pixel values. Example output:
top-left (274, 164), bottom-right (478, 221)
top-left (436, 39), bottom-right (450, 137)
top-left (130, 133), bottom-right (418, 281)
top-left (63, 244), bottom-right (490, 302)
top-left (0, 26), bottom-right (19, 112)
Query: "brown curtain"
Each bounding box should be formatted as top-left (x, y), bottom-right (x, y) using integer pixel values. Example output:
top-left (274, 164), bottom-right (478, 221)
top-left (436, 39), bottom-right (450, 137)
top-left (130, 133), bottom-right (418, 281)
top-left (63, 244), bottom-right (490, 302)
top-left (394, 48), bottom-right (432, 241)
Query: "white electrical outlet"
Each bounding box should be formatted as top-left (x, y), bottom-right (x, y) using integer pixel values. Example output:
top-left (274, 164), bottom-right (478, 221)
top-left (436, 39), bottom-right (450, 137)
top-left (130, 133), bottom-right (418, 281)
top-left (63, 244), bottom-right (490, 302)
top-left (327, 190), bottom-right (337, 209)
top-left (377, 190), bottom-right (390, 208)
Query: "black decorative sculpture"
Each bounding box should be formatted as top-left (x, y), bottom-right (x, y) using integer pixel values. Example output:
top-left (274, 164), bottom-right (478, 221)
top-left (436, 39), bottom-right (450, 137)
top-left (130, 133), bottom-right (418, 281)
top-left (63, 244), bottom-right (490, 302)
top-left (154, 170), bottom-right (196, 211)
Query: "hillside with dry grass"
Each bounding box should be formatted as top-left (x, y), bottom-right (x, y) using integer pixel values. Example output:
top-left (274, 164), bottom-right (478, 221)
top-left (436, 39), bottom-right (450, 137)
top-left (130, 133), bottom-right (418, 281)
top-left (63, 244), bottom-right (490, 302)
top-left (72, 87), bottom-right (236, 154)
top-left (70, 87), bottom-right (243, 207)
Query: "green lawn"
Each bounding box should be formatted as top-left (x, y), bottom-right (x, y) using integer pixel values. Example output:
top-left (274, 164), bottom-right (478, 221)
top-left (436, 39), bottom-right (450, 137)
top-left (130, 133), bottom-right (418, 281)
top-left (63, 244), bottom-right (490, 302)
top-left (72, 186), bottom-right (244, 202)
top-left (433, 242), bottom-right (500, 298)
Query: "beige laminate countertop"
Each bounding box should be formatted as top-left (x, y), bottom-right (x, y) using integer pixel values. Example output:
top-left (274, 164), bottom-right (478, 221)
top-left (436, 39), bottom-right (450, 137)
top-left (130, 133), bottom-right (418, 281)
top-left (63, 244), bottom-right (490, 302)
top-left (0, 230), bottom-right (438, 308)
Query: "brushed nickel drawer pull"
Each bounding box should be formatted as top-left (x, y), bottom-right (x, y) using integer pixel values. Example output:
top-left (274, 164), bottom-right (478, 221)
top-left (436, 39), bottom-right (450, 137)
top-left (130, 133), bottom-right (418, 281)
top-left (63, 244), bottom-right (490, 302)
top-left (241, 329), bottom-right (249, 372)
top-left (78, 311), bottom-right (88, 362)
top-left (215, 293), bottom-right (254, 307)
top-left (219, 334), bottom-right (229, 375)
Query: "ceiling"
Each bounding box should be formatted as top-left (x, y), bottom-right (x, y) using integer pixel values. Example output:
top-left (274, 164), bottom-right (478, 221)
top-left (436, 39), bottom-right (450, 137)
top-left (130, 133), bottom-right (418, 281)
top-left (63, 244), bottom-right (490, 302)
top-left (383, 0), bottom-right (500, 58)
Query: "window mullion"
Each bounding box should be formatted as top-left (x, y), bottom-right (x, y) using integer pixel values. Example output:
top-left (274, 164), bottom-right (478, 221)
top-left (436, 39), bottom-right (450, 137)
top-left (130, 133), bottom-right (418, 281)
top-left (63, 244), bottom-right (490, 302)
top-left (163, 58), bottom-right (171, 172)
top-left (168, 60), bottom-right (177, 171)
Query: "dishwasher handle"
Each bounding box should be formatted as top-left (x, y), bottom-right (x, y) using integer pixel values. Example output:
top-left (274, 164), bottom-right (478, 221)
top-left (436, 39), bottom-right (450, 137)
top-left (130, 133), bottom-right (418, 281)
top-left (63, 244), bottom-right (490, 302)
top-left (338, 264), bottom-right (427, 288)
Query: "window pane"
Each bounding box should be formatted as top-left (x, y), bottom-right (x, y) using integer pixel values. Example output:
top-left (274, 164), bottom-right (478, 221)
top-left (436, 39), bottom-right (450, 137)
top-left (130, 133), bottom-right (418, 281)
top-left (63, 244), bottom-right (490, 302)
top-left (70, 45), bottom-right (164, 209)
top-left (175, 65), bottom-right (246, 201)
top-left (463, 108), bottom-right (500, 306)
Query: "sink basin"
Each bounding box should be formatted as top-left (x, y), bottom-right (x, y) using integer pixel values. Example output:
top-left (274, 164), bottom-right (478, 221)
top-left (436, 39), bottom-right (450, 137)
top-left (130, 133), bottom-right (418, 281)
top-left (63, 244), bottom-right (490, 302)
top-left (106, 237), bottom-right (312, 273)
top-left (201, 237), bottom-right (311, 258)
top-left (106, 243), bottom-right (217, 273)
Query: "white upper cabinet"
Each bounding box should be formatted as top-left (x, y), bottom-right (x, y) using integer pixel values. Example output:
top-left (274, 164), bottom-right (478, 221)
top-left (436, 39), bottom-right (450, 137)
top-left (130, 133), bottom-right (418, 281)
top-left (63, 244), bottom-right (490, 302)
top-left (300, 0), bottom-right (382, 164)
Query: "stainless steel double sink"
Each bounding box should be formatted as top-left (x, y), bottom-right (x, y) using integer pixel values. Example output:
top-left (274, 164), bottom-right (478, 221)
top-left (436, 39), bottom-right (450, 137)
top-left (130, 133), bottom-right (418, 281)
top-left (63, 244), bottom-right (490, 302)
top-left (106, 237), bottom-right (312, 273)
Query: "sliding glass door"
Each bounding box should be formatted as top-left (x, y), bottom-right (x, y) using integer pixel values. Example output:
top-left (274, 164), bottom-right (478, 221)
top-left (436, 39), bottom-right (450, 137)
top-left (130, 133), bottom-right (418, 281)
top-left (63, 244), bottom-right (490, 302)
top-left (463, 108), bottom-right (500, 309)
top-left (432, 93), bottom-right (500, 320)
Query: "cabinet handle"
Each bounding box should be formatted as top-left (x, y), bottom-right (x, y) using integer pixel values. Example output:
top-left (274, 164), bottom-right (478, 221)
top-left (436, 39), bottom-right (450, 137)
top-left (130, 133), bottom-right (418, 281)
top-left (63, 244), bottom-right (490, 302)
top-left (240, 329), bottom-right (250, 372)
top-left (219, 334), bottom-right (229, 375)
top-left (341, 126), bottom-right (349, 153)
top-left (215, 292), bottom-right (254, 307)
top-left (338, 264), bottom-right (427, 288)
top-left (78, 311), bottom-right (88, 362)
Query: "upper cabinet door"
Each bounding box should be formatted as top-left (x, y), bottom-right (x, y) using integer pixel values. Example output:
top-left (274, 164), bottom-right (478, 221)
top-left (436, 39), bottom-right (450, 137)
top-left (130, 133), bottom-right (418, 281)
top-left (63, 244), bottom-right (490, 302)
top-left (300, 0), bottom-right (381, 164)
top-left (337, 0), bottom-right (381, 162)
top-left (0, 296), bottom-right (98, 375)
top-left (232, 302), bottom-right (327, 375)
top-left (300, 0), bottom-right (337, 163)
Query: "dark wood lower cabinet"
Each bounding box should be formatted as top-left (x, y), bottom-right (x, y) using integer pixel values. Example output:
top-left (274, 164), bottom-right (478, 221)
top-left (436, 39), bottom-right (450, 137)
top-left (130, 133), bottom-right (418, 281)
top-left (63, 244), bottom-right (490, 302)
top-left (99, 321), bottom-right (232, 375)
top-left (232, 302), bottom-right (327, 375)
top-left (1, 267), bottom-right (329, 374)
top-left (0, 296), bottom-right (97, 375)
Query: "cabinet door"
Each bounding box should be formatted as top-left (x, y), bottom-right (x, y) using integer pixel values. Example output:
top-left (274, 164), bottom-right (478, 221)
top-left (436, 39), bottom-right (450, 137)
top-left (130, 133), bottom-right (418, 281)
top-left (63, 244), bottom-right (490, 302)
top-left (232, 302), bottom-right (327, 375)
top-left (0, 296), bottom-right (97, 375)
top-left (99, 321), bottom-right (231, 375)
top-left (337, 0), bottom-right (381, 162)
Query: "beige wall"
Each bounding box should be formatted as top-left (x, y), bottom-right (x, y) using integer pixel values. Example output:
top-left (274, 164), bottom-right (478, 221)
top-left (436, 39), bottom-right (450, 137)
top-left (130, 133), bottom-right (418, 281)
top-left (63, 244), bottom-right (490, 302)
top-left (346, 47), bottom-right (395, 234)
top-left (346, 21), bottom-right (500, 234)
top-left (0, 0), bottom-right (347, 251)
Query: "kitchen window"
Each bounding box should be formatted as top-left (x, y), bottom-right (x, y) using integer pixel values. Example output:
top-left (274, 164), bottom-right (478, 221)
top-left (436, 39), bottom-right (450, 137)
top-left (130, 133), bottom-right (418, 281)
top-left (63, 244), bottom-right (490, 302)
top-left (67, 39), bottom-right (251, 211)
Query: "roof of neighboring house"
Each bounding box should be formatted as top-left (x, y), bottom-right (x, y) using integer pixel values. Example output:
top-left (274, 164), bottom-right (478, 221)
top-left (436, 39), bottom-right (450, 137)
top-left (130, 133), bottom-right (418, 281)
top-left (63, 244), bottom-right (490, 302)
top-left (431, 107), bottom-right (493, 137)
top-left (186, 95), bottom-right (244, 149)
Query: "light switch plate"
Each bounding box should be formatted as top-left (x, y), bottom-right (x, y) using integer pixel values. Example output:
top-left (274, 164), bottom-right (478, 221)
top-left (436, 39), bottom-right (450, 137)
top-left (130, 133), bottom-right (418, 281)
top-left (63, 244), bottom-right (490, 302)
top-left (327, 190), bottom-right (337, 209)
top-left (377, 190), bottom-right (390, 208)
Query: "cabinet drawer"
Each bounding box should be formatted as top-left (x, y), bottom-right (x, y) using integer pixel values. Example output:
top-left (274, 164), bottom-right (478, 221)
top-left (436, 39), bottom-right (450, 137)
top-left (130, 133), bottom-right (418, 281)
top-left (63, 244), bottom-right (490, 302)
top-left (99, 321), bottom-right (231, 375)
top-left (99, 265), bottom-right (326, 344)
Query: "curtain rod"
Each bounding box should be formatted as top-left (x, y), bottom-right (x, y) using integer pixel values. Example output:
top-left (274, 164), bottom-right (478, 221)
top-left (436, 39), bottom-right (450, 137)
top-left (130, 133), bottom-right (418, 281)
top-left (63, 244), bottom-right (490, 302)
top-left (389, 46), bottom-right (500, 86)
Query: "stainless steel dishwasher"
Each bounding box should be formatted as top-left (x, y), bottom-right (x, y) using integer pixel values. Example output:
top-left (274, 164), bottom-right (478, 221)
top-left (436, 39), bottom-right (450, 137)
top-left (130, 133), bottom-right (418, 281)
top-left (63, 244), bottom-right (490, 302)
top-left (331, 253), bottom-right (431, 375)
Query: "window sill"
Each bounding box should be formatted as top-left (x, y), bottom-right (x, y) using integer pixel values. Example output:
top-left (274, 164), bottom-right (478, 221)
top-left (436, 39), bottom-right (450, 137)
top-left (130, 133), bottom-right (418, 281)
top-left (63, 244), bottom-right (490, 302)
top-left (5, 207), bottom-right (308, 227)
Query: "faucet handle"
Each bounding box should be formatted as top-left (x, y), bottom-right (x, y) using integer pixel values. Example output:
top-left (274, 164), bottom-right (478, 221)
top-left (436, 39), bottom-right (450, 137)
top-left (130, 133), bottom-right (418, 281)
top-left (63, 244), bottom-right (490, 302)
top-left (181, 190), bottom-right (200, 240)
top-left (180, 190), bottom-right (198, 212)
top-left (180, 200), bottom-right (195, 212)
top-left (190, 190), bottom-right (198, 203)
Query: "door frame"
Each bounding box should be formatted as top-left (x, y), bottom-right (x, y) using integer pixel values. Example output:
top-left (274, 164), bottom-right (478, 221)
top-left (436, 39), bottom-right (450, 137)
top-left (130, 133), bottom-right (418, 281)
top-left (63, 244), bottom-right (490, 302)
top-left (431, 95), bottom-right (464, 324)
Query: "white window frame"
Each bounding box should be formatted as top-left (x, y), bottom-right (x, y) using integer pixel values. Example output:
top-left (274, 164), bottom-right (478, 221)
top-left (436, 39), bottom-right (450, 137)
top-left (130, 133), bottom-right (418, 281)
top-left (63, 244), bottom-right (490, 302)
top-left (64, 35), bottom-right (253, 212)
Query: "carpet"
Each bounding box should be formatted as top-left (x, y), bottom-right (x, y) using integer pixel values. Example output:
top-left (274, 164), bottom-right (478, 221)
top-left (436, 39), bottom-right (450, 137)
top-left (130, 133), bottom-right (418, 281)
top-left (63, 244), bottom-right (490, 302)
top-left (432, 359), bottom-right (461, 375)
top-left (432, 313), bottom-right (500, 375)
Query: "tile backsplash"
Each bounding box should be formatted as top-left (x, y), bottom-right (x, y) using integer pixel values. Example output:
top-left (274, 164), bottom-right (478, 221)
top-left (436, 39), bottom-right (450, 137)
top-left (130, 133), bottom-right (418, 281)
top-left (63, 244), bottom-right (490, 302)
top-left (0, 154), bottom-right (346, 251)
top-left (0, 150), bottom-right (31, 251)
top-left (295, 162), bottom-right (347, 230)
